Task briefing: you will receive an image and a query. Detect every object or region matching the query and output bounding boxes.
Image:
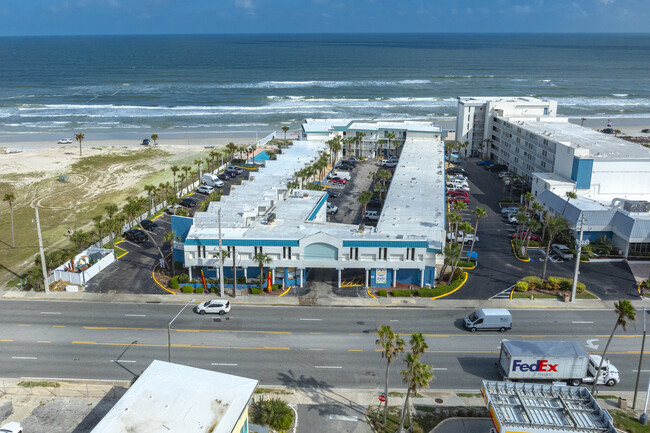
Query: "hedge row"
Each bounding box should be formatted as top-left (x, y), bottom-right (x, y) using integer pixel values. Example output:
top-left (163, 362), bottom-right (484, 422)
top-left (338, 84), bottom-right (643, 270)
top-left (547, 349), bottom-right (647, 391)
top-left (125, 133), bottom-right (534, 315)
top-left (515, 275), bottom-right (586, 292)
top-left (375, 272), bottom-right (466, 298)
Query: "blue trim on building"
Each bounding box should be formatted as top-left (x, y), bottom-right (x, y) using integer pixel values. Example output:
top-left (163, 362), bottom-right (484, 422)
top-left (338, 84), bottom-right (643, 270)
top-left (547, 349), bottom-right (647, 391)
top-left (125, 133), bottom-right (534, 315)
top-left (571, 158), bottom-right (593, 190)
top-left (307, 194), bottom-right (327, 221)
top-left (184, 238), bottom-right (300, 247)
top-left (343, 240), bottom-right (428, 248)
top-left (171, 215), bottom-right (195, 242)
top-left (370, 268), bottom-right (394, 287)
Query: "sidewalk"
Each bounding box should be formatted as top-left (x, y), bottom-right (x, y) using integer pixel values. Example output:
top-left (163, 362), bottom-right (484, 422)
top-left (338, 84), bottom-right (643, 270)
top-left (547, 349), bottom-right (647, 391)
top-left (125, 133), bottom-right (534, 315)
top-left (4, 288), bottom-right (650, 309)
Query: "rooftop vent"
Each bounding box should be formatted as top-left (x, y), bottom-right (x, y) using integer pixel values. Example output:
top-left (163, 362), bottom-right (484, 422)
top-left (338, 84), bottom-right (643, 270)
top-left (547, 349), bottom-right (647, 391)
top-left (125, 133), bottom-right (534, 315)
top-left (623, 200), bottom-right (650, 213)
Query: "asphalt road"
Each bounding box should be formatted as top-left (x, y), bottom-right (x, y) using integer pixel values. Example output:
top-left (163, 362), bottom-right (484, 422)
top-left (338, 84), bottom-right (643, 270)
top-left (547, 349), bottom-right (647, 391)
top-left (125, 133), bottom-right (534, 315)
top-left (2, 300), bottom-right (650, 392)
top-left (447, 159), bottom-right (637, 300)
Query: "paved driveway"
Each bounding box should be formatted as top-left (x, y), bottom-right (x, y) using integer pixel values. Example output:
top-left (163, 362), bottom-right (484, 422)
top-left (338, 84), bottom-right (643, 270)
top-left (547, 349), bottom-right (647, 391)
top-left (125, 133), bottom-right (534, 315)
top-left (328, 159), bottom-right (378, 226)
top-left (445, 159), bottom-right (637, 300)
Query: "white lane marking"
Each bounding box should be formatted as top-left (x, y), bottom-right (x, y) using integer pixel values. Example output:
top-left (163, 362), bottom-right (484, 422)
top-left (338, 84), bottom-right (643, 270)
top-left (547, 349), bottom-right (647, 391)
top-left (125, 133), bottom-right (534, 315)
top-left (572, 321), bottom-right (594, 324)
top-left (12, 356), bottom-right (37, 360)
top-left (390, 320), bottom-right (399, 322)
top-left (432, 368), bottom-right (448, 371)
top-left (124, 314), bottom-right (147, 317)
top-left (212, 363), bottom-right (238, 366)
top-left (40, 312), bottom-right (61, 315)
top-left (315, 365), bottom-right (342, 369)
top-left (112, 360), bottom-right (136, 363)
top-left (300, 318), bottom-right (322, 321)
top-left (633, 370), bottom-right (650, 372)
top-left (330, 415), bottom-right (360, 421)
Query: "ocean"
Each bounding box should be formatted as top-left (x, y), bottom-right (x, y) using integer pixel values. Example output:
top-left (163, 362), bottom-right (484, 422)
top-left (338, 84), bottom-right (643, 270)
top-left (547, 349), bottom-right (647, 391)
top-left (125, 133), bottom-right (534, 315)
top-left (0, 33), bottom-right (649, 137)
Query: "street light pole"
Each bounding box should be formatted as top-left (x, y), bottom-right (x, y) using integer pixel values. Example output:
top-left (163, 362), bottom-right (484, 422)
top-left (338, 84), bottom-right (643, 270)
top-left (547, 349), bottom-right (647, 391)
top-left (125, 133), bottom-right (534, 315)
top-left (168, 298), bottom-right (195, 362)
top-left (218, 208), bottom-right (224, 298)
top-left (571, 213), bottom-right (585, 303)
top-left (634, 307), bottom-right (647, 410)
top-left (35, 206), bottom-right (50, 293)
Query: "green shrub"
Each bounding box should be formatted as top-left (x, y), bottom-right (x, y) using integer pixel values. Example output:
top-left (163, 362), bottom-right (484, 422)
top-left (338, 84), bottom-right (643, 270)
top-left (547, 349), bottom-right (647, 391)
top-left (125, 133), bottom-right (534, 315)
top-left (557, 277), bottom-right (573, 291)
top-left (416, 288), bottom-right (437, 297)
top-left (174, 261), bottom-right (183, 270)
top-left (272, 283), bottom-right (283, 291)
top-left (237, 275), bottom-right (247, 284)
top-left (176, 208), bottom-right (189, 216)
top-left (457, 260), bottom-right (473, 268)
top-left (210, 286), bottom-right (217, 294)
top-left (576, 281), bottom-right (586, 292)
top-left (514, 281), bottom-right (529, 292)
top-left (169, 276), bottom-right (180, 290)
top-left (181, 286), bottom-right (193, 293)
top-left (194, 286), bottom-right (204, 294)
top-left (178, 273), bottom-right (189, 283)
top-left (377, 290), bottom-right (388, 297)
top-left (523, 276), bottom-right (543, 290)
top-left (391, 289), bottom-right (414, 297)
top-left (545, 277), bottom-right (562, 291)
top-left (250, 397), bottom-right (293, 431)
top-left (250, 286), bottom-right (261, 295)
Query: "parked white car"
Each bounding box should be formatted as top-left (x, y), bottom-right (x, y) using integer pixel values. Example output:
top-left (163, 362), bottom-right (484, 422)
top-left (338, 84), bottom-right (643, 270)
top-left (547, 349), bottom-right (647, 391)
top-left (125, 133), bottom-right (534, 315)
top-left (0, 422), bottom-right (23, 433)
top-left (447, 231), bottom-right (478, 243)
top-left (326, 202), bottom-right (338, 214)
top-left (501, 206), bottom-right (519, 214)
top-left (381, 160), bottom-right (398, 168)
top-left (57, 138), bottom-right (72, 144)
top-left (196, 185), bottom-right (215, 195)
top-left (364, 210), bottom-right (380, 220)
top-left (195, 299), bottom-right (231, 315)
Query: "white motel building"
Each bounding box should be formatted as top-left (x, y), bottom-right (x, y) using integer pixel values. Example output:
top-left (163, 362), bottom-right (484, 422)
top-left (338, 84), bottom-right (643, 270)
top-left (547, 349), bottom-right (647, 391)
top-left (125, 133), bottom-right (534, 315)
top-left (457, 96), bottom-right (650, 257)
top-left (171, 119), bottom-right (447, 289)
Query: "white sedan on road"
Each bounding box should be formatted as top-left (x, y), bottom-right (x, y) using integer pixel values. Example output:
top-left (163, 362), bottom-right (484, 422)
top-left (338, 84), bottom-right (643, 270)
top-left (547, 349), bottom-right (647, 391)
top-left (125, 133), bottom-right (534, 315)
top-left (0, 422), bottom-right (23, 433)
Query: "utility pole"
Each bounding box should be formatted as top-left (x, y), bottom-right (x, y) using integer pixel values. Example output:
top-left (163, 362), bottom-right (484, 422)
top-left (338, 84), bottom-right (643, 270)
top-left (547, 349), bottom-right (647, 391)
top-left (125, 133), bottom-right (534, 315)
top-left (35, 206), bottom-right (50, 293)
top-left (570, 213), bottom-right (585, 302)
top-left (634, 307), bottom-right (647, 410)
top-left (218, 208), bottom-right (224, 298)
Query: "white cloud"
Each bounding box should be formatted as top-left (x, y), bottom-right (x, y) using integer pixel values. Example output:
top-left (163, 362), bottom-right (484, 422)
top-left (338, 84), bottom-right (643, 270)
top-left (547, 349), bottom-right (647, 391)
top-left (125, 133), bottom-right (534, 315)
top-left (513, 5), bottom-right (532, 13)
top-left (599, 0), bottom-right (615, 4)
top-left (234, 0), bottom-right (255, 10)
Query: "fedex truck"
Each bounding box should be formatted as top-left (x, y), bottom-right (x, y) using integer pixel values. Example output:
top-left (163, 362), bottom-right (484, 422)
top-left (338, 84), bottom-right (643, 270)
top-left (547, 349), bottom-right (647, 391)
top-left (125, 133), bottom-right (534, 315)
top-left (498, 340), bottom-right (620, 387)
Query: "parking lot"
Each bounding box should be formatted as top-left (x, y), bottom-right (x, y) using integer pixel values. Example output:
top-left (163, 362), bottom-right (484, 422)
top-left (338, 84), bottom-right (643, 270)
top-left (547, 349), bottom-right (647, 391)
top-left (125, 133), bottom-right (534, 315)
top-left (327, 158), bottom-right (381, 226)
top-left (445, 158), bottom-right (638, 300)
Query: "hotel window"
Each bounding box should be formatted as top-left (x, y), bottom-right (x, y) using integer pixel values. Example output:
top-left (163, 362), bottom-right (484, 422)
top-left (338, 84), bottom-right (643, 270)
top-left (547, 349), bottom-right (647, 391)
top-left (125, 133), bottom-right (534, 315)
top-left (350, 247), bottom-right (359, 260)
top-left (544, 108), bottom-right (548, 115)
top-left (254, 246), bottom-right (263, 255)
top-left (198, 245), bottom-right (206, 258)
top-left (406, 247), bottom-right (416, 261)
top-left (283, 246), bottom-right (292, 259)
top-left (378, 247), bottom-right (387, 260)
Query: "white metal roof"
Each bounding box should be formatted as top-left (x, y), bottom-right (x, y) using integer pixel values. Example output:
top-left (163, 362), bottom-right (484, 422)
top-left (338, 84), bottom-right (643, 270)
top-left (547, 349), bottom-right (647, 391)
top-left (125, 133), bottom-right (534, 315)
top-left (482, 380), bottom-right (616, 433)
top-left (90, 360), bottom-right (258, 433)
top-left (458, 96), bottom-right (552, 105)
top-left (302, 118), bottom-right (442, 134)
top-left (377, 138), bottom-right (446, 247)
top-left (518, 119), bottom-right (650, 160)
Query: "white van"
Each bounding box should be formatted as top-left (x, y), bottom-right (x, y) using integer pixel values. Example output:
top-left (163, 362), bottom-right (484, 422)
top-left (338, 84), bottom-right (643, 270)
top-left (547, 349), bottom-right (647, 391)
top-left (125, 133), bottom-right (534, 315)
top-left (332, 170), bottom-right (351, 180)
top-left (464, 308), bottom-right (512, 333)
top-left (201, 173), bottom-right (224, 188)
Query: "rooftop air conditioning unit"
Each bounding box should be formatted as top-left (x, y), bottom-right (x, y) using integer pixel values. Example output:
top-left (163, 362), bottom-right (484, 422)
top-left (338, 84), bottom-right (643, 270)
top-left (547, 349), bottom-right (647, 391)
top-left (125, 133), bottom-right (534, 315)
top-left (623, 200), bottom-right (650, 213)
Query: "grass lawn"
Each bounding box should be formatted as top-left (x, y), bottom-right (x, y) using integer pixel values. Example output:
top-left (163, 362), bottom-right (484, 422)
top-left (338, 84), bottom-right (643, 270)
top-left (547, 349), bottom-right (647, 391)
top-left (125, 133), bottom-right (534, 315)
top-left (612, 410), bottom-right (650, 432)
top-left (512, 290), bottom-right (598, 300)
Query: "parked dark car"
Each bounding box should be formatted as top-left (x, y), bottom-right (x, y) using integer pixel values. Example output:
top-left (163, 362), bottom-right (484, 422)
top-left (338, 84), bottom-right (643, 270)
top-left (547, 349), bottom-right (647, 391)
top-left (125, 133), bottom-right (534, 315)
top-left (139, 219), bottom-right (158, 231)
top-left (487, 164), bottom-right (508, 172)
top-left (180, 198), bottom-right (196, 208)
top-left (367, 197), bottom-right (382, 208)
top-left (218, 173), bottom-right (230, 181)
top-left (327, 190), bottom-right (340, 198)
top-left (476, 160), bottom-right (494, 166)
top-left (141, 139), bottom-right (150, 146)
top-left (447, 167), bottom-right (467, 175)
top-left (601, 128), bottom-right (615, 134)
top-left (338, 164), bottom-right (355, 171)
top-left (123, 229), bottom-right (148, 243)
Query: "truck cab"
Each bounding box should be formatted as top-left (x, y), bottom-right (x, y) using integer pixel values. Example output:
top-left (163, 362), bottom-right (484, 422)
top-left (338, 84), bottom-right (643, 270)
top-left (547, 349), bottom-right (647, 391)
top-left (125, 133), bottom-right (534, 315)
top-left (583, 355), bottom-right (620, 386)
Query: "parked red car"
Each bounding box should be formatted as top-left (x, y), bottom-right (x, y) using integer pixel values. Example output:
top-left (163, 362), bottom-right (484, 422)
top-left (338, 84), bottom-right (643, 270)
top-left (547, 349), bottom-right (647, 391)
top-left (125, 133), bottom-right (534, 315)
top-left (448, 196), bottom-right (470, 204)
top-left (512, 233), bottom-right (539, 242)
top-left (329, 177), bottom-right (346, 185)
top-left (446, 189), bottom-right (469, 197)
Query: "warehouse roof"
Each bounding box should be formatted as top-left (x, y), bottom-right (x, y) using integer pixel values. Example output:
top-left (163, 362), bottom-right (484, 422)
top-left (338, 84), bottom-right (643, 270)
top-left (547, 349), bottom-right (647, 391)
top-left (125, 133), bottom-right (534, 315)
top-left (482, 380), bottom-right (616, 433)
top-left (91, 360), bottom-right (258, 433)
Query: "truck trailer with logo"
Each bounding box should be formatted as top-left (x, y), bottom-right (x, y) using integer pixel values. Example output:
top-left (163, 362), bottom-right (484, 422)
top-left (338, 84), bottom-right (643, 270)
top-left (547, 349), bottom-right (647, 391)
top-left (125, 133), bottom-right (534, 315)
top-left (498, 340), bottom-right (620, 387)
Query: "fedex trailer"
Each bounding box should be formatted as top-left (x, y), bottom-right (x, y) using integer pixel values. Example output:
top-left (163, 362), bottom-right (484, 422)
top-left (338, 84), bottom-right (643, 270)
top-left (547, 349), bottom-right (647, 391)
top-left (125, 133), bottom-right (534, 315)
top-left (498, 340), bottom-right (620, 387)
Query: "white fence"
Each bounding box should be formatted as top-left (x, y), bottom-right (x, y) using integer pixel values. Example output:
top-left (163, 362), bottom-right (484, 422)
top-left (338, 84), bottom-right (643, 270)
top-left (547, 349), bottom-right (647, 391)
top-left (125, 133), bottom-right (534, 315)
top-left (53, 247), bottom-right (115, 286)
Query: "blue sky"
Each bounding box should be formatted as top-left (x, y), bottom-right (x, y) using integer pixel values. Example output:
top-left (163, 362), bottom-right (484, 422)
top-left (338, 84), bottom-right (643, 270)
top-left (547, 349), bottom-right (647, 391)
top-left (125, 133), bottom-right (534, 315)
top-left (0, 0), bottom-right (647, 36)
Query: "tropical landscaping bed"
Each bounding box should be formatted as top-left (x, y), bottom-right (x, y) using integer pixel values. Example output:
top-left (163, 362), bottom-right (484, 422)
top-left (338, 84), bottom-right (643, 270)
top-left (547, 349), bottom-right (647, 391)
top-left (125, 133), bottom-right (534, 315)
top-left (373, 271), bottom-right (467, 299)
top-left (511, 275), bottom-right (598, 300)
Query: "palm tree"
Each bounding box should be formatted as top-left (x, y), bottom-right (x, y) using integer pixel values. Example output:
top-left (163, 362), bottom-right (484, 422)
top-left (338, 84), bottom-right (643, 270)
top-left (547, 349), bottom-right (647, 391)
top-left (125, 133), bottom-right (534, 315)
top-left (151, 133), bottom-right (159, 145)
top-left (481, 138), bottom-right (492, 158)
top-left (92, 215), bottom-right (105, 244)
top-left (208, 150), bottom-right (218, 172)
top-left (358, 190), bottom-right (373, 221)
top-left (377, 139), bottom-right (386, 158)
top-left (3, 192), bottom-right (15, 248)
top-left (376, 325), bottom-right (405, 426)
top-left (326, 136), bottom-right (340, 166)
top-left (163, 230), bottom-right (176, 276)
top-left (440, 241), bottom-right (461, 282)
top-left (524, 219), bottom-right (542, 253)
top-left (254, 252), bottom-right (272, 290)
top-left (178, 173), bottom-right (187, 190)
top-left (398, 333), bottom-right (432, 433)
top-left (562, 191), bottom-right (578, 216)
top-left (385, 132), bottom-right (395, 156)
top-left (170, 165), bottom-right (180, 194)
top-left (449, 221), bottom-right (473, 283)
top-left (193, 159), bottom-right (203, 180)
top-left (144, 184), bottom-right (156, 216)
top-left (105, 204), bottom-right (119, 248)
top-left (447, 212), bottom-right (462, 241)
top-left (281, 125), bottom-right (290, 144)
top-left (70, 229), bottom-right (91, 252)
top-left (355, 132), bottom-right (366, 157)
top-left (181, 165), bottom-right (191, 186)
top-left (580, 117), bottom-right (586, 127)
top-left (343, 137), bottom-right (355, 158)
top-left (75, 133), bottom-right (85, 157)
top-left (591, 300), bottom-right (636, 394)
top-left (226, 142), bottom-right (238, 162)
top-left (376, 169), bottom-right (392, 190)
top-left (468, 207), bottom-right (487, 261)
top-left (542, 216), bottom-right (569, 279)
